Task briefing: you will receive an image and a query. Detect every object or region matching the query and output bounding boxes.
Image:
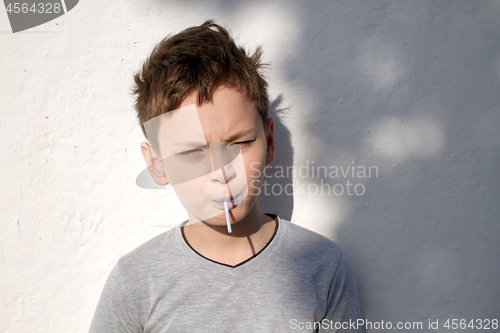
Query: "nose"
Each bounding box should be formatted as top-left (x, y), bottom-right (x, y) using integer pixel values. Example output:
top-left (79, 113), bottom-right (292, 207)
top-left (209, 162), bottom-right (236, 184)
top-left (207, 142), bottom-right (238, 184)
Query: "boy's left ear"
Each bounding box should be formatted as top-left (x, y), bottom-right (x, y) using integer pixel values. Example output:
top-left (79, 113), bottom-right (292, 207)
top-left (265, 117), bottom-right (275, 165)
top-left (140, 142), bottom-right (169, 186)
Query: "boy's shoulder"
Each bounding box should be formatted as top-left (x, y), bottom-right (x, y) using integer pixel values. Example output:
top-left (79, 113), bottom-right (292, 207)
top-left (280, 218), bottom-right (348, 266)
top-left (114, 227), bottom-right (178, 274)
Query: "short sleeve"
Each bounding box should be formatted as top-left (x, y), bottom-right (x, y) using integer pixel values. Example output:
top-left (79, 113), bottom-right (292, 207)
top-left (320, 251), bottom-right (363, 333)
top-left (89, 261), bottom-right (142, 333)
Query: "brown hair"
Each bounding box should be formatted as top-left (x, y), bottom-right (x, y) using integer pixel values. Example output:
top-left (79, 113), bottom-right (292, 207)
top-left (132, 20), bottom-right (269, 143)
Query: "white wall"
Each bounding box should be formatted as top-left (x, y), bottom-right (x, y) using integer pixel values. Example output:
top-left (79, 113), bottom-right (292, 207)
top-left (1, 1), bottom-right (499, 332)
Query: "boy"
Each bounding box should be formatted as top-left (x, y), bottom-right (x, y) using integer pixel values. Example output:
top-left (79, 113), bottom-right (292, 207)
top-left (89, 21), bottom-right (361, 332)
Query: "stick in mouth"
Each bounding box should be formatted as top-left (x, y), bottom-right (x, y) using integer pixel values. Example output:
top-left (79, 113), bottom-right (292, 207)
top-left (223, 200), bottom-right (232, 233)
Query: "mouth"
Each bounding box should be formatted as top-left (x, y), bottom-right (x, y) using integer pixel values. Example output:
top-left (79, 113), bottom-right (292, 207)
top-left (213, 194), bottom-right (241, 210)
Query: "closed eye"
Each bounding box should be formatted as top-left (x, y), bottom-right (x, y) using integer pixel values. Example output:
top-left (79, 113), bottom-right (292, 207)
top-left (234, 139), bottom-right (255, 147)
top-left (179, 148), bottom-right (203, 156)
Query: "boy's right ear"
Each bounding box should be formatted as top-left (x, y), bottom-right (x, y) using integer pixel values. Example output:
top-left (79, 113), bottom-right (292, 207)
top-left (140, 142), bottom-right (169, 186)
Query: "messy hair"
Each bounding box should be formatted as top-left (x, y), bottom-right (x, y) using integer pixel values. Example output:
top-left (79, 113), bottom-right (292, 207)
top-left (132, 20), bottom-right (269, 142)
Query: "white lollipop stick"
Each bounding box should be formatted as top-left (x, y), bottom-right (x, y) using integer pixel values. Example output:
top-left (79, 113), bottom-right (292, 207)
top-left (223, 201), bottom-right (232, 233)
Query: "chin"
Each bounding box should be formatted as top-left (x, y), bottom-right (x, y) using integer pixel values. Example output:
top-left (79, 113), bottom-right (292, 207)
top-left (204, 204), bottom-right (247, 228)
top-left (205, 211), bottom-right (231, 225)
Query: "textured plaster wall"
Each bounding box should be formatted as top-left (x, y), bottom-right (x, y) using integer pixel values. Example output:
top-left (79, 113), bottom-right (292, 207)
top-left (1, 1), bottom-right (499, 332)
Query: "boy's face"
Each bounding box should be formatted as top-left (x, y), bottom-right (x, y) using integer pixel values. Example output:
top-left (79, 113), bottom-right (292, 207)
top-left (143, 86), bottom-right (274, 228)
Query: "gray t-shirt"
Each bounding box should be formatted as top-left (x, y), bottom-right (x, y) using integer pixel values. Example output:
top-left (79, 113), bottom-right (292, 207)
top-left (89, 216), bottom-right (362, 332)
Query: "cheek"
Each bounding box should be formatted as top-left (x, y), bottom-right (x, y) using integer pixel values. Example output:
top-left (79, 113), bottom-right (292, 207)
top-left (172, 178), bottom-right (207, 205)
top-left (241, 142), bottom-right (267, 177)
top-left (243, 158), bottom-right (265, 192)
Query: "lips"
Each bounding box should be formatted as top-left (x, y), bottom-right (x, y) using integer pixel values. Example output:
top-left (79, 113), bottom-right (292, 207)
top-left (213, 194), bottom-right (241, 210)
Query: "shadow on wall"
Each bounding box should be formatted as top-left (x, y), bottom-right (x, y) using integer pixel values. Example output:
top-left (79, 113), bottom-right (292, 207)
top-left (151, 0), bottom-right (500, 328)
top-left (257, 95), bottom-right (294, 221)
top-left (280, 0), bottom-right (500, 327)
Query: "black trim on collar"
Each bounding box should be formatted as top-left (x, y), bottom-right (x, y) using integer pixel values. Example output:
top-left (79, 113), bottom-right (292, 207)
top-left (180, 214), bottom-right (279, 268)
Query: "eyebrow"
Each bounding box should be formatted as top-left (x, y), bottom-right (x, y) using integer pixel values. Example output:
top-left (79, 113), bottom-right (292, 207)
top-left (224, 128), bottom-right (256, 142)
top-left (171, 140), bottom-right (207, 148)
top-left (172, 128), bottom-right (256, 147)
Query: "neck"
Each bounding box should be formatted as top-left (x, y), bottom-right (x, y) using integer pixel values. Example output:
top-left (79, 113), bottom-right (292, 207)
top-left (183, 204), bottom-right (276, 266)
